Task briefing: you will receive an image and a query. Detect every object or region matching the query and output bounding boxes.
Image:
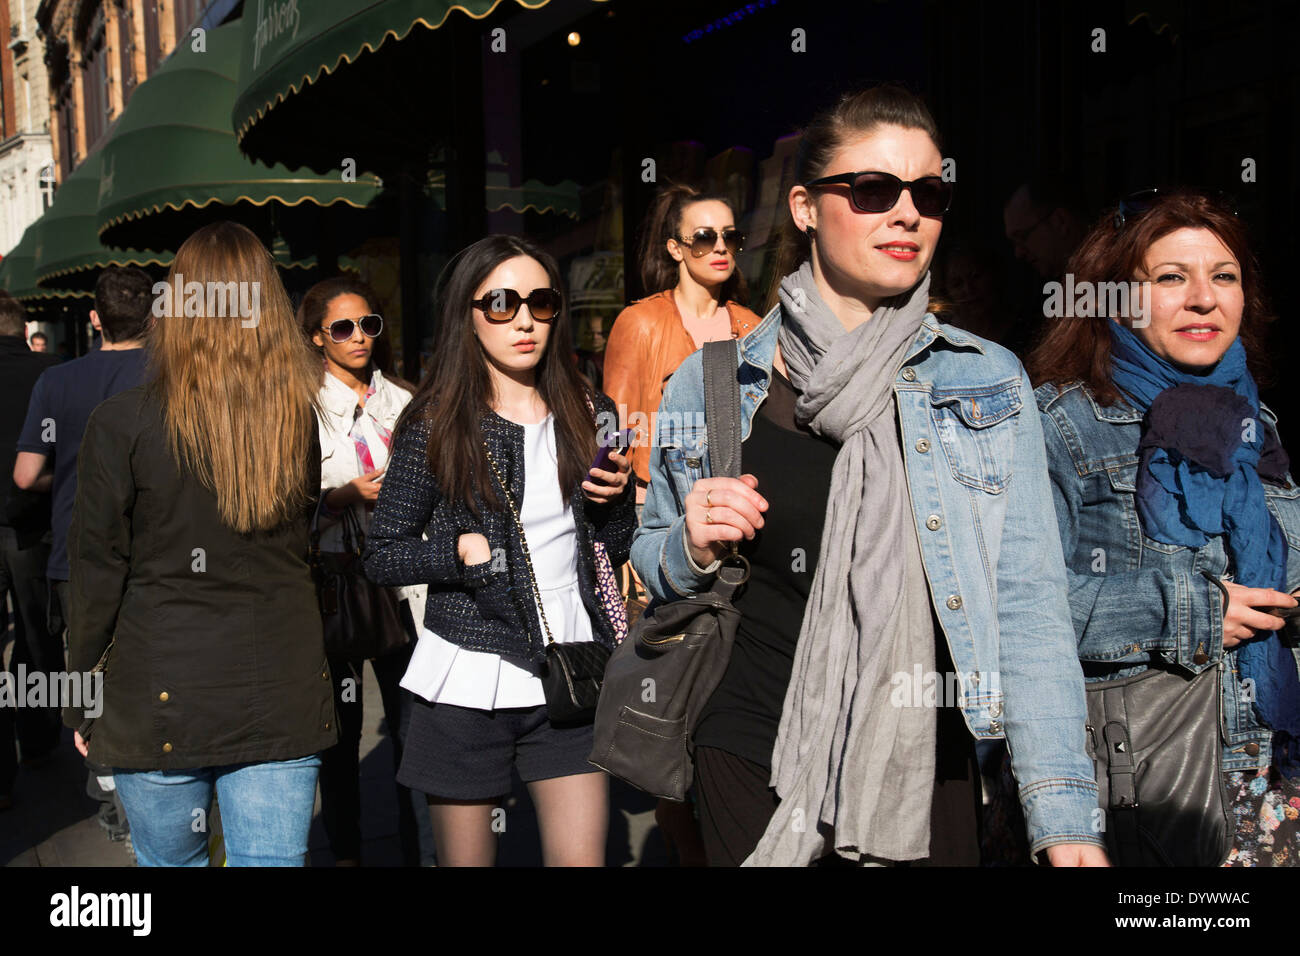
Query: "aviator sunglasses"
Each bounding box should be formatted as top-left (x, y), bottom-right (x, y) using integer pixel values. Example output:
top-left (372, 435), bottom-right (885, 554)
top-left (471, 288), bottom-right (563, 323)
top-left (674, 227), bottom-right (745, 258)
top-left (321, 313), bottom-right (384, 343)
top-left (804, 170), bottom-right (954, 217)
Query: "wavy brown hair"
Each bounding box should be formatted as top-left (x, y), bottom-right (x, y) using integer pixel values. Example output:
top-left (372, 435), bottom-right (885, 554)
top-left (396, 235), bottom-right (597, 516)
top-left (1025, 189), bottom-right (1275, 406)
top-left (149, 221), bottom-right (321, 533)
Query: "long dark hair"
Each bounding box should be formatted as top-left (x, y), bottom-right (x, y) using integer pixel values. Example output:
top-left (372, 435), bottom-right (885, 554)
top-left (638, 182), bottom-right (748, 304)
top-left (1025, 189), bottom-right (1274, 406)
top-left (396, 235), bottom-right (597, 515)
top-left (763, 83), bottom-right (944, 313)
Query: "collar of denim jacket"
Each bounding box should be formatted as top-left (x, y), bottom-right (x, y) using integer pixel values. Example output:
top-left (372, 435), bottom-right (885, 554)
top-left (742, 301), bottom-right (987, 384)
top-left (1084, 380), bottom-right (1281, 431)
top-left (1085, 385), bottom-right (1142, 423)
top-left (910, 314), bottom-right (987, 359)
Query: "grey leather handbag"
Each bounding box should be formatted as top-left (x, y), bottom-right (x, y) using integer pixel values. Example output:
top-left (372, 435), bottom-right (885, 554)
top-left (588, 340), bottom-right (750, 801)
top-left (1086, 661), bottom-right (1233, 866)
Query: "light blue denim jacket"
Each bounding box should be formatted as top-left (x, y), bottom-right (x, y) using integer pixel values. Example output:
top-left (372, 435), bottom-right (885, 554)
top-left (632, 303), bottom-right (1104, 858)
top-left (1036, 380), bottom-right (1300, 773)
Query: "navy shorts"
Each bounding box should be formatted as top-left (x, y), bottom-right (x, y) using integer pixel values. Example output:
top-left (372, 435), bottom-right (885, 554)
top-left (398, 699), bottom-right (598, 800)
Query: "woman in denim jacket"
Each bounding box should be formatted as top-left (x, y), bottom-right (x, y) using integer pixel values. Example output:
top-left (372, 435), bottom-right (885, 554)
top-left (632, 85), bottom-right (1106, 867)
top-left (1030, 189), bottom-right (1300, 866)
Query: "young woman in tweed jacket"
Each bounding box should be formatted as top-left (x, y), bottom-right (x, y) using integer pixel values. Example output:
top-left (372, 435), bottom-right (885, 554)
top-left (364, 235), bottom-right (634, 866)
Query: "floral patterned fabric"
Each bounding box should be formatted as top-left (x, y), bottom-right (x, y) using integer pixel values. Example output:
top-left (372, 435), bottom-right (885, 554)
top-left (1224, 767), bottom-right (1300, 867)
top-left (592, 541), bottom-right (628, 644)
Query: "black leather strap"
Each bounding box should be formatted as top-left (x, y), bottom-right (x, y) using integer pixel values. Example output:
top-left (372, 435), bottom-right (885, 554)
top-left (702, 340), bottom-right (742, 479)
top-left (1102, 688), bottom-right (1142, 863)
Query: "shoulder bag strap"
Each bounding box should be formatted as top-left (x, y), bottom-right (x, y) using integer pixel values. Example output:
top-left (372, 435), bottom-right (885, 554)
top-left (700, 340), bottom-right (749, 589)
top-left (702, 339), bottom-right (742, 479)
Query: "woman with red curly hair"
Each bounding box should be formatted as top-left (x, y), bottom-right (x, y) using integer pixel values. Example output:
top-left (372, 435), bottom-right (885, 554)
top-left (1029, 189), bottom-right (1300, 866)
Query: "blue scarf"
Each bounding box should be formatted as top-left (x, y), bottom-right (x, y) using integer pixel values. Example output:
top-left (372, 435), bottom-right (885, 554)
top-left (1110, 322), bottom-right (1300, 772)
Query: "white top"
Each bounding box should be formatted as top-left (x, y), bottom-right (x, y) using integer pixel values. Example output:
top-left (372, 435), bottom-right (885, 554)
top-left (315, 368), bottom-right (427, 614)
top-left (400, 413), bottom-right (595, 709)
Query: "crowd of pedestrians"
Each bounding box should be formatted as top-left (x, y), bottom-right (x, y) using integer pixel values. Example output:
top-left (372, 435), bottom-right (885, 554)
top-left (1, 82), bottom-right (1297, 868)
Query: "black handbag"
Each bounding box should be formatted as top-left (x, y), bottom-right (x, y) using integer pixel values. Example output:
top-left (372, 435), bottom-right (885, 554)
top-left (309, 503), bottom-right (410, 660)
top-left (1086, 659), bottom-right (1233, 866)
top-left (481, 441), bottom-right (609, 724)
top-left (588, 340), bottom-right (749, 800)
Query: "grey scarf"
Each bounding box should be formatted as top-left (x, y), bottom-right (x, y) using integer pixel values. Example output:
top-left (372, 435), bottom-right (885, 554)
top-left (743, 260), bottom-right (937, 866)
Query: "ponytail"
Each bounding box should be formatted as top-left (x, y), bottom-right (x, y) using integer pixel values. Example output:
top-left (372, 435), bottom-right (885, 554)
top-left (636, 181), bottom-right (748, 305)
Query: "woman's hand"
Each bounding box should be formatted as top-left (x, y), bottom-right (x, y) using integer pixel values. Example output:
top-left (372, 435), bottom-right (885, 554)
top-left (326, 467), bottom-right (385, 509)
top-left (1044, 843), bottom-right (1110, 866)
top-left (1221, 582), bottom-right (1296, 648)
top-left (457, 532), bottom-right (492, 567)
top-left (684, 475), bottom-right (768, 569)
top-left (582, 449), bottom-right (632, 504)
top-left (74, 730), bottom-right (88, 758)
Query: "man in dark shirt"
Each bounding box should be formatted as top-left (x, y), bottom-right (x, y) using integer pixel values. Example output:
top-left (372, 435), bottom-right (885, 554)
top-left (0, 293), bottom-right (62, 808)
top-left (12, 267), bottom-right (153, 838)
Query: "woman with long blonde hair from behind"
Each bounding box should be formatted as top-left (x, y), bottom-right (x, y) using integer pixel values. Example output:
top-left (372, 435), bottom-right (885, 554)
top-left (66, 221), bottom-right (337, 866)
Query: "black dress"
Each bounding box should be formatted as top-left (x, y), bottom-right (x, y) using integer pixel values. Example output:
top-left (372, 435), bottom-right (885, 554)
top-left (691, 370), bottom-right (982, 866)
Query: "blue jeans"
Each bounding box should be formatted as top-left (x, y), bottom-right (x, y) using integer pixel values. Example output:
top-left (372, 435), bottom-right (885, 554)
top-left (114, 754), bottom-right (321, 866)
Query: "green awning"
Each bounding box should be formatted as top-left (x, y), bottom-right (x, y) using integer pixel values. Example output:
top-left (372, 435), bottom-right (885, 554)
top-left (232, 0), bottom-right (554, 173)
top-left (487, 178), bottom-right (580, 219)
top-left (34, 152), bottom-right (172, 290)
top-left (425, 169), bottom-right (580, 219)
top-left (2, 224), bottom-right (90, 302)
top-left (98, 18), bottom-right (382, 252)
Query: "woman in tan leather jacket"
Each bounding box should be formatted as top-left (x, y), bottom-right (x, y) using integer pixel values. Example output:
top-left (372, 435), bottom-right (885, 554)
top-left (603, 183), bottom-right (761, 513)
top-left (601, 183), bottom-right (760, 864)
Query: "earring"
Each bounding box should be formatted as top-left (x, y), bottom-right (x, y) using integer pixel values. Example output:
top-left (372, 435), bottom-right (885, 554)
top-left (804, 225), bottom-right (817, 241)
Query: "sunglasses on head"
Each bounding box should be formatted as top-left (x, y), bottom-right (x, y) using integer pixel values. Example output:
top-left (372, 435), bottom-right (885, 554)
top-left (804, 170), bottom-right (954, 217)
top-left (673, 227), bottom-right (745, 258)
top-left (321, 313), bottom-right (383, 344)
top-left (471, 288), bottom-right (563, 323)
top-left (1113, 187), bottom-right (1239, 229)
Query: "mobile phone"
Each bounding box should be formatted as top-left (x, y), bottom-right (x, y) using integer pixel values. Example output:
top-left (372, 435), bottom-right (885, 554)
top-left (590, 429), bottom-right (634, 476)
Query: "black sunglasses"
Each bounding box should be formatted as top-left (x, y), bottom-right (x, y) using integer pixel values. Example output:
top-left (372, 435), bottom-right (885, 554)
top-left (1113, 187), bottom-right (1239, 229)
top-left (471, 288), bottom-right (563, 323)
top-left (321, 313), bottom-right (383, 344)
top-left (673, 227), bottom-right (745, 258)
top-left (804, 170), bottom-right (954, 217)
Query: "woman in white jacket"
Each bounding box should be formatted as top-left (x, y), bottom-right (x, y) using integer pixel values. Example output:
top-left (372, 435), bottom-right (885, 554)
top-left (300, 276), bottom-right (428, 866)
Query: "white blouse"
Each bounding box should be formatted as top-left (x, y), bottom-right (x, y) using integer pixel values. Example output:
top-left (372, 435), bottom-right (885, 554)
top-left (400, 413), bottom-right (596, 709)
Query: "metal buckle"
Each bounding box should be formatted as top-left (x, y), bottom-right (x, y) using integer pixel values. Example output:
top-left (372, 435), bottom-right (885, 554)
top-left (720, 545), bottom-right (751, 585)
